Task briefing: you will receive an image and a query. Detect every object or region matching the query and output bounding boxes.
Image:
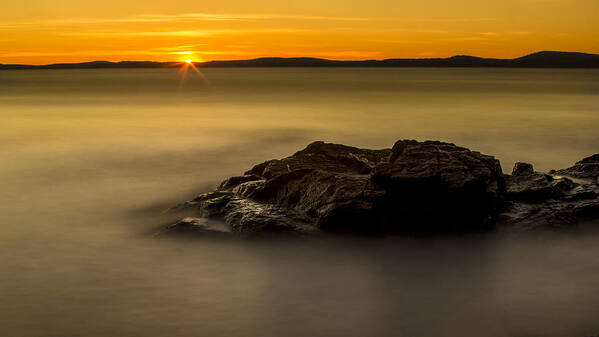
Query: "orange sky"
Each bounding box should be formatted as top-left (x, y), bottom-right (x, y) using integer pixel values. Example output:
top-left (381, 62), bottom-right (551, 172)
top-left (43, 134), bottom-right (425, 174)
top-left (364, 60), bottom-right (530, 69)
top-left (1, 0), bottom-right (598, 64)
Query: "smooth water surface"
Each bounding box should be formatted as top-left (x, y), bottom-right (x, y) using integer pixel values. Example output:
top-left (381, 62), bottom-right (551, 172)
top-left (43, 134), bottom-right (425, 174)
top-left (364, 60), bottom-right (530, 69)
top-left (1, 67), bottom-right (599, 337)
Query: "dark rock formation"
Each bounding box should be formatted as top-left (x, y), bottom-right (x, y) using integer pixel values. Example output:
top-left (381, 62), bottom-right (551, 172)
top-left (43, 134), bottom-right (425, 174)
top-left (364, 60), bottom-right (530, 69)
top-left (369, 140), bottom-right (505, 231)
top-left (501, 158), bottom-right (599, 229)
top-left (550, 154), bottom-right (599, 181)
top-left (167, 140), bottom-right (599, 235)
top-left (512, 162), bottom-right (534, 176)
top-left (504, 172), bottom-right (560, 202)
top-left (170, 140), bottom-right (506, 234)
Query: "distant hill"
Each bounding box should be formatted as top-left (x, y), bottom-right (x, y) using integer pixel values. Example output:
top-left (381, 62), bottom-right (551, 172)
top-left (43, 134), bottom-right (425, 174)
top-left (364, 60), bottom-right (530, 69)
top-left (2, 51), bottom-right (598, 70)
top-left (0, 60), bottom-right (177, 70)
top-left (512, 51), bottom-right (599, 68)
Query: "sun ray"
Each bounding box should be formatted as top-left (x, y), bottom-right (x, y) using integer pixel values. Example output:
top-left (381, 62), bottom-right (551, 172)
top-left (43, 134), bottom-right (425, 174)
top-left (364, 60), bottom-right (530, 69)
top-left (178, 57), bottom-right (210, 87)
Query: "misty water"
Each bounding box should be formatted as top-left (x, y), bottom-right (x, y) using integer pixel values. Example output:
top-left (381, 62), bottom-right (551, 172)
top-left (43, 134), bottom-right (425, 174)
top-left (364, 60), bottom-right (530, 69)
top-left (1, 67), bottom-right (599, 337)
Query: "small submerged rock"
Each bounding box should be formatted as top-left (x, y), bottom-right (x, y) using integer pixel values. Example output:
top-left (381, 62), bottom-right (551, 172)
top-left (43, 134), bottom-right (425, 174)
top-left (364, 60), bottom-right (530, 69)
top-left (166, 140), bottom-right (599, 235)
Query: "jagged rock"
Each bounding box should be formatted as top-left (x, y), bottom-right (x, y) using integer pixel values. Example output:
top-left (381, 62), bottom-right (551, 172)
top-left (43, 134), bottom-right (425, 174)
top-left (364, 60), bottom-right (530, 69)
top-left (368, 140), bottom-right (505, 230)
top-left (170, 140), bottom-right (506, 234)
top-left (512, 162), bottom-right (534, 176)
top-left (501, 161), bottom-right (599, 229)
top-left (504, 173), bottom-right (559, 202)
top-left (223, 198), bottom-right (317, 234)
top-left (550, 154), bottom-right (599, 180)
top-left (245, 141), bottom-right (391, 178)
top-left (218, 175), bottom-right (263, 190)
top-left (167, 140), bottom-right (599, 234)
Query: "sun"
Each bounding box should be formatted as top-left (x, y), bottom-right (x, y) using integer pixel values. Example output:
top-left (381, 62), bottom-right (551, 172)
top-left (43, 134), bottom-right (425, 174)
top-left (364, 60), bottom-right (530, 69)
top-left (178, 56), bottom-right (208, 83)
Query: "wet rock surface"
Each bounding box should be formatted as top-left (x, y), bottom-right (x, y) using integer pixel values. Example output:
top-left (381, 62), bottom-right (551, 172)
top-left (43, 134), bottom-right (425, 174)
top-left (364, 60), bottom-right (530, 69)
top-left (502, 154), bottom-right (599, 229)
top-left (167, 140), bottom-right (599, 234)
top-left (550, 154), bottom-right (599, 180)
top-left (512, 162), bottom-right (534, 176)
top-left (160, 217), bottom-right (231, 235)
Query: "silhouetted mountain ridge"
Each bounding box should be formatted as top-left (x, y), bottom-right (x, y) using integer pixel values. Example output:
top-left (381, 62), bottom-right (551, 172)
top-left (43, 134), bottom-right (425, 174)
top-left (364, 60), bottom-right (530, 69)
top-left (513, 51), bottom-right (599, 67)
top-left (2, 51), bottom-right (598, 69)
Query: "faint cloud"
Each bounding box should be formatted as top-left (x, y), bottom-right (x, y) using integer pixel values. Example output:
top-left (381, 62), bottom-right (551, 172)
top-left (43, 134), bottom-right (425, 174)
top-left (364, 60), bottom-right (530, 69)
top-left (225, 44), bottom-right (253, 49)
top-left (0, 17), bottom-right (171, 28)
top-left (168, 50), bottom-right (248, 55)
top-left (0, 49), bottom-right (247, 57)
top-left (150, 44), bottom-right (209, 51)
top-left (399, 17), bottom-right (498, 23)
top-left (368, 39), bottom-right (430, 45)
top-left (179, 13), bottom-right (372, 21)
top-left (0, 12), bottom-right (373, 29)
top-left (272, 50), bottom-right (382, 59)
top-left (414, 29), bottom-right (452, 34)
top-left (510, 31), bottom-right (533, 35)
top-left (189, 50), bottom-right (250, 55)
top-left (436, 31), bottom-right (535, 42)
top-left (0, 50), bottom-right (158, 57)
top-left (325, 50), bottom-right (382, 58)
top-left (439, 36), bottom-right (488, 42)
top-left (65, 29), bottom-right (306, 37)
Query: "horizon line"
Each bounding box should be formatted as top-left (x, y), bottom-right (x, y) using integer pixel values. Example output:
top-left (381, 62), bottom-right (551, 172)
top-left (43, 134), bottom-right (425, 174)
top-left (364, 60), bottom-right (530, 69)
top-left (2, 50), bottom-right (599, 68)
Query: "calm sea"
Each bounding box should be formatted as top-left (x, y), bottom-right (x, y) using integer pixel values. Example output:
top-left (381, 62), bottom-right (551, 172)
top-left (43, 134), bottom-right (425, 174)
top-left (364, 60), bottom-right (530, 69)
top-left (1, 67), bottom-right (599, 337)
